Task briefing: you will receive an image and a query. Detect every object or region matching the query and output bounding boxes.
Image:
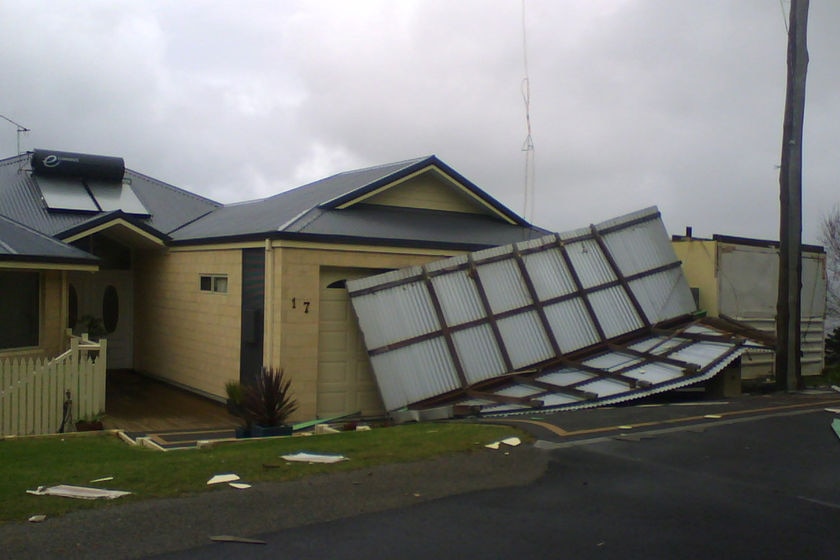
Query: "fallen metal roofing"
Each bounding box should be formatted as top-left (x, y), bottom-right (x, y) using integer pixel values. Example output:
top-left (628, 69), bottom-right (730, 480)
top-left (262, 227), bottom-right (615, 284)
top-left (346, 207), bottom-right (771, 415)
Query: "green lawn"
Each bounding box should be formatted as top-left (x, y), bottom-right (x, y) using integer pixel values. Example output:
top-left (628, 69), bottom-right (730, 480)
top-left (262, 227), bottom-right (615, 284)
top-left (0, 422), bottom-right (523, 525)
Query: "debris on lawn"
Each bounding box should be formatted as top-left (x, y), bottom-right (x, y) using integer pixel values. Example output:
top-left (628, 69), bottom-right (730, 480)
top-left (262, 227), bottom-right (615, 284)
top-left (207, 474), bottom-right (240, 485)
top-left (485, 436), bottom-right (522, 450)
top-left (207, 473), bottom-right (253, 489)
top-left (281, 451), bottom-right (349, 464)
top-left (831, 385), bottom-right (840, 394)
top-left (825, 408), bottom-right (840, 414)
top-left (704, 414), bottom-right (723, 419)
top-left (26, 485), bottom-right (131, 500)
top-left (291, 411), bottom-right (361, 433)
top-left (89, 476), bottom-right (114, 483)
top-left (210, 535), bottom-right (266, 545)
top-left (314, 424), bottom-right (341, 435)
top-left (28, 514), bottom-right (47, 523)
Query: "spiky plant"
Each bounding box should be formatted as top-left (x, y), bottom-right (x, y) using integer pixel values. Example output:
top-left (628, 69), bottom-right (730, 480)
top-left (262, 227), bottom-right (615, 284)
top-left (242, 367), bottom-right (298, 427)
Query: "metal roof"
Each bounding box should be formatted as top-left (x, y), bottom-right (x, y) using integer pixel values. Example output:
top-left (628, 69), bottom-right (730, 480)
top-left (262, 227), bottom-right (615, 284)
top-left (0, 153), bottom-right (220, 242)
top-left (347, 207), bottom-right (770, 414)
top-left (0, 214), bottom-right (98, 264)
top-left (2, 151), bottom-right (543, 256)
top-left (169, 155), bottom-right (540, 246)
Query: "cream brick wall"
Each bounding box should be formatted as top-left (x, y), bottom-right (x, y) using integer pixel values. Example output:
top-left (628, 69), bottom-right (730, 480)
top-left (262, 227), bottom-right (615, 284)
top-left (134, 242), bottom-right (464, 418)
top-left (41, 270), bottom-right (65, 357)
top-left (268, 244), bottom-right (461, 420)
top-left (134, 249), bottom-right (242, 399)
top-left (671, 239), bottom-right (719, 316)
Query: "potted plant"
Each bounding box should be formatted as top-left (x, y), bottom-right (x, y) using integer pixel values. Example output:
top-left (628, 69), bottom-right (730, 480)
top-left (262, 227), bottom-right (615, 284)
top-left (74, 315), bottom-right (108, 341)
top-left (75, 411), bottom-right (105, 432)
top-left (242, 367), bottom-right (298, 437)
top-left (225, 380), bottom-right (251, 438)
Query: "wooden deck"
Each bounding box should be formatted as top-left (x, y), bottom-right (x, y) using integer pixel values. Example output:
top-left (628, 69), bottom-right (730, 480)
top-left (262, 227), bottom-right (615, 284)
top-left (103, 370), bottom-right (239, 433)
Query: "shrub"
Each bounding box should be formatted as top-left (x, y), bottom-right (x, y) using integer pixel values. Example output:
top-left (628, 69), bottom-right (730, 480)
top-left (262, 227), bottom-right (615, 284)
top-left (242, 367), bottom-right (298, 427)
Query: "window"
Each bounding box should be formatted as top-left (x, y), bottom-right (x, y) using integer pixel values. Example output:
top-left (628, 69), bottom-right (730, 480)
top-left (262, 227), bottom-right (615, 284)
top-left (102, 285), bottom-right (119, 333)
top-left (200, 274), bottom-right (228, 293)
top-left (0, 271), bottom-right (39, 349)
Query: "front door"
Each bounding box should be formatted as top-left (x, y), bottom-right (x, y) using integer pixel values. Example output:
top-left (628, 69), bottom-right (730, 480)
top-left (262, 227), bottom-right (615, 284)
top-left (68, 271), bottom-right (134, 369)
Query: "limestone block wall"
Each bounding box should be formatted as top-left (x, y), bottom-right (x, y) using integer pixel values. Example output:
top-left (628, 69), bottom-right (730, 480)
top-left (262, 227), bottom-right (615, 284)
top-left (134, 247), bottom-right (244, 399)
top-left (41, 270), bottom-right (65, 357)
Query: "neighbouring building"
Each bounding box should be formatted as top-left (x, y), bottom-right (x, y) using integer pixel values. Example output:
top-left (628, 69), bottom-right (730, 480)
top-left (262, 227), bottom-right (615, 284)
top-left (672, 232), bottom-right (826, 382)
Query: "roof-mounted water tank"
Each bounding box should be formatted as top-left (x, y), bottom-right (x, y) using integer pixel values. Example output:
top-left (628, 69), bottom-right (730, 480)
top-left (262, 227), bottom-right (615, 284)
top-left (31, 149), bottom-right (125, 181)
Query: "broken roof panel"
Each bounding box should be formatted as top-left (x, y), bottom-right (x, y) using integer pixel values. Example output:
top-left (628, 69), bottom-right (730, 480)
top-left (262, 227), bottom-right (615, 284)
top-left (347, 207), bottom-right (761, 414)
top-left (456, 323), bottom-right (766, 415)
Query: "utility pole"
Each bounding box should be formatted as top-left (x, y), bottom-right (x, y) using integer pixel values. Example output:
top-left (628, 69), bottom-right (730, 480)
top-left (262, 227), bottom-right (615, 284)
top-left (776, 0), bottom-right (809, 391)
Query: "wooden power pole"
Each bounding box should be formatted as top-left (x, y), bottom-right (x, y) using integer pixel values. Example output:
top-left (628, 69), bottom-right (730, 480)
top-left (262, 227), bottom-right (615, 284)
top-left (776, 0), bottom-right (810, 391)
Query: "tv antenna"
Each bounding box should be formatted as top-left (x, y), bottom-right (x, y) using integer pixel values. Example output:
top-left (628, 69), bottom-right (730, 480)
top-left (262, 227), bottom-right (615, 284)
top-left (0, 114), bottom-right (31, 155)
top-left (520, 0), bottom-right (535, 222)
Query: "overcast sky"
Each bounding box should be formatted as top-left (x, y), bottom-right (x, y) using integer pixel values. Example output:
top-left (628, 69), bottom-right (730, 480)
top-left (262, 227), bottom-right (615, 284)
top-left (1, 1), bottom-right (836, 243)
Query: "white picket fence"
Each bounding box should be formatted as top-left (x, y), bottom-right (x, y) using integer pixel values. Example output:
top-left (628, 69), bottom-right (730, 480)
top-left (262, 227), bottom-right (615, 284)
top-left (0, 337), bottom-right (107, 437)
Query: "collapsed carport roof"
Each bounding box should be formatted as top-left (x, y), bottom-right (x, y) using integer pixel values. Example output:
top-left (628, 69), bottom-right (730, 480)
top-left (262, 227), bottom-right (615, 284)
top-left (346, 207), bottom-right (772, 417)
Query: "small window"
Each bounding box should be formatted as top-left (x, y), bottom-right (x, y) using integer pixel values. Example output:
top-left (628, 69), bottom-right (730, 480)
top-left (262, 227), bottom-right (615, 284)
top-left (200, 274), bottom-right (228, 293)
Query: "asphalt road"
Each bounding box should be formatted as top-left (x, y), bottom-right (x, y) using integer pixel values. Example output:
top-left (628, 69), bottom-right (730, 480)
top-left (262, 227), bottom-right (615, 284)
top-left (150, 393), bottom-right (840, 560)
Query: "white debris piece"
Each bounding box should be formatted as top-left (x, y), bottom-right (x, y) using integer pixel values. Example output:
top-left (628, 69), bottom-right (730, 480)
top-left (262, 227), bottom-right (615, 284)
top-left (207, 474), bottom-right (240, 485)
top-left (26, 485), bottom-right (131, 500)
top-left (228, 482), bottom-right (252, 489)
top-left (89, 476), bottom-right (114, 483)
top-left (281, 452), bottom-right (348, 464)
top-left (485, 436), bottom-right (522, 450)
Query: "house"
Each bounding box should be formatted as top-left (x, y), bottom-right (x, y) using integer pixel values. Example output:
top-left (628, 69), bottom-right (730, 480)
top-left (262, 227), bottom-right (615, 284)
top-left (0, 149), bottom-right (547, 420)
top-left (672, 231), bottom-right (826, 382)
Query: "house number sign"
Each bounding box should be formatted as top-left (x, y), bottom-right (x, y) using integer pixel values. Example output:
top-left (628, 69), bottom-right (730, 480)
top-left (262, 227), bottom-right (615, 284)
top-left (291, 297), bottom-right (311, 313)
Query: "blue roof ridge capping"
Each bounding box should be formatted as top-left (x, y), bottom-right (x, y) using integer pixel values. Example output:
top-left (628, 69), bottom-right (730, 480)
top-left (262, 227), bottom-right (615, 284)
top-left (346, 206), bottom-right (770, 416)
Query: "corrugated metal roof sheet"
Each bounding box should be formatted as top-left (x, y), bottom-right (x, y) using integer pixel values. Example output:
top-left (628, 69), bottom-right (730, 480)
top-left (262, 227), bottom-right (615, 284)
top-left (347, 207), bottom-right (767, 414)
top-left (169, 156), bottom-right (544, 246)
top-left (3, 151), bottom-right (545, 254)
top-left (0, 214), bottom-right (98, 264)
top-left (455, 323), bottom-right (769, 415)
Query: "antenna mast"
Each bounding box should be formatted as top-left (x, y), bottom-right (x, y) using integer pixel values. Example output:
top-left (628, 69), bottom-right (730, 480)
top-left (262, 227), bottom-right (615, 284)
top-left (521, 0), bottom-right (535, 222)
top-left (0, 114), bottom-right (30, 155)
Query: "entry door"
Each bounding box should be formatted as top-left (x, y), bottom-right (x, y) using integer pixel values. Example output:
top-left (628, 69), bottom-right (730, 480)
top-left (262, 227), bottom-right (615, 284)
top-left (68, 271), bottom-right (134, 369)
top-left (317, 268), bottom-right (384, 418)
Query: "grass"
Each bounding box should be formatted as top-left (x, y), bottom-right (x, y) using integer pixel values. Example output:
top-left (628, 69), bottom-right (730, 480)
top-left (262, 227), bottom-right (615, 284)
top-left (0, 422), bottom-right (524, 525)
